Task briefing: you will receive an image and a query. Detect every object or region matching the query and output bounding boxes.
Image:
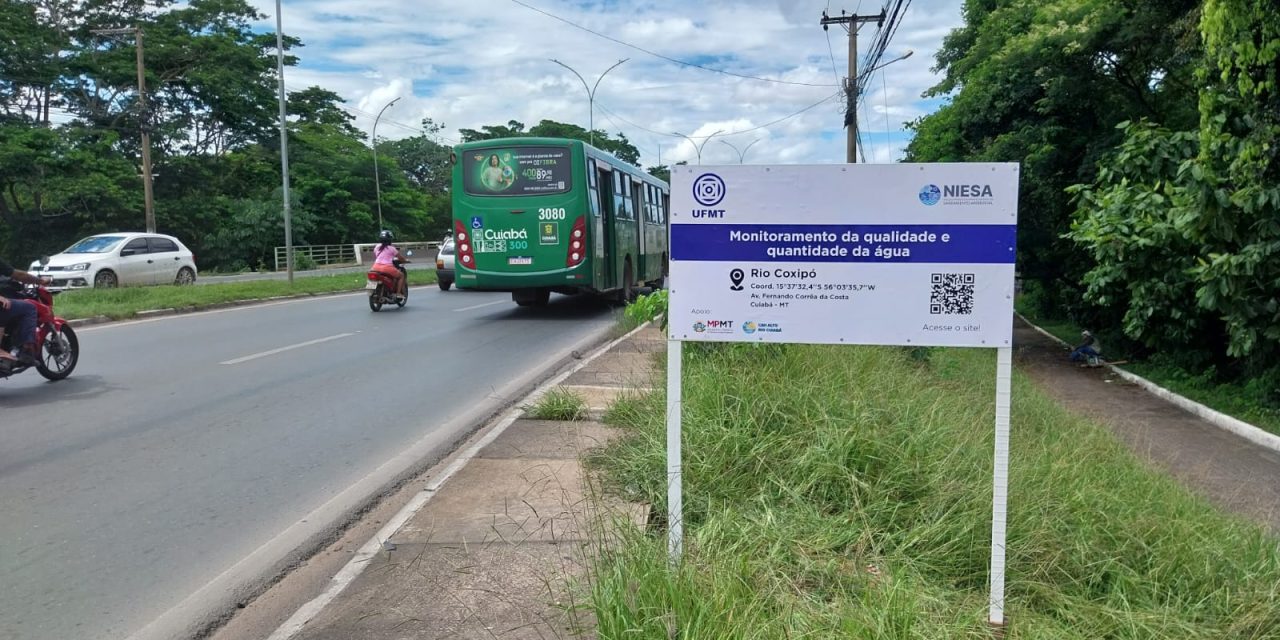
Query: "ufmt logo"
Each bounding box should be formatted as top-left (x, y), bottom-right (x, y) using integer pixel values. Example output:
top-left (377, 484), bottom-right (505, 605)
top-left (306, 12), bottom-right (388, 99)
top-left (692, 173), bottom-right (726, 218)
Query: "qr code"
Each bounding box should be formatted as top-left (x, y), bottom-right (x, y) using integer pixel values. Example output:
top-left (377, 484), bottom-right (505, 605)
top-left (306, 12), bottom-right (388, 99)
top-left (930, 273), bottom-right (975, 315)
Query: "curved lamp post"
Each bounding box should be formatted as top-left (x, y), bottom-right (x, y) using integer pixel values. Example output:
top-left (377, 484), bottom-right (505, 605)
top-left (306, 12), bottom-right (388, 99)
top-left (371, 96), bottom-right (400, 231)
top-left (720, 138), bottom-right (762, 164)
top-left (672, 129), bottom-right (725, 165)
top-left (550, 58), bottom-right (628, 147)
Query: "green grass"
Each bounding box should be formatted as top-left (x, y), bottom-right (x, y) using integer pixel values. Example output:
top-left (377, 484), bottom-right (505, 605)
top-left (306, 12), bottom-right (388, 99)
top-left (585, 342), bottom-right (1280, 638)
top-left (1015, 298), bottom-right (1280, 436)
top-left (55, 270), bottom-right (437, 321)
top-left (527, 387), bottom-right (589, 421)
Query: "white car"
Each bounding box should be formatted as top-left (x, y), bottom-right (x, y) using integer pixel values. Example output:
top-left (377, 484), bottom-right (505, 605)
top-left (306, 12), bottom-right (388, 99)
top-left (436, 237), bottom-right (455, 291)
top-left (31, 232), bottom-right (198, 290)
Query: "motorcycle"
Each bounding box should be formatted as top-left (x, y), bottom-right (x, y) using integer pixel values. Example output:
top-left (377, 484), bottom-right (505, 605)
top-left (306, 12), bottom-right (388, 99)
top-left (366, 251), bottom-right (412, 312)
top-left (0, 281), bottom-right (79, 381)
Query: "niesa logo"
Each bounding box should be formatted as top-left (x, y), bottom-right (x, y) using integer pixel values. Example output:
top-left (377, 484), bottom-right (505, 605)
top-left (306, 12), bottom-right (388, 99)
top-left (919, 184), bottom-right (941, 206)
top-left (921, 183), bottom-right (995, 206)
top-left (693, 321), bottom-right (707, 333)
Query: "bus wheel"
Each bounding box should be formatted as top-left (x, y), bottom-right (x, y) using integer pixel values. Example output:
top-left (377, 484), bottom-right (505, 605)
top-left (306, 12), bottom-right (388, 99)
top-left (619, 262), bottom-right (637, 304)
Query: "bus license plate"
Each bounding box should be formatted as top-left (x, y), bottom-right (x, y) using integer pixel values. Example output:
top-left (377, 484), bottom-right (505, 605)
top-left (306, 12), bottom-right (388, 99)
top-left (508, 256), bottom-right (532, 265)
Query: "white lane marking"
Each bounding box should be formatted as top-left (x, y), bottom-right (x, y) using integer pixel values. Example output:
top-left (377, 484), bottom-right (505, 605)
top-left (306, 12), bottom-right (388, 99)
top-left (219, 333), bottom-right (356, 365)
top-left (454, 300), bottom-right (508, 312)
top-left (265, 321), bottom-right (651, 640)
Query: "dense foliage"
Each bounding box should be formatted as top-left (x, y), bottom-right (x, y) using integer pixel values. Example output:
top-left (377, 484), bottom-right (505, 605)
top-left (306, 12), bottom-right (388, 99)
top-left (0, 0), bottom-right (449, 271)
top-left (908, 0), bottom-right (1279, 396)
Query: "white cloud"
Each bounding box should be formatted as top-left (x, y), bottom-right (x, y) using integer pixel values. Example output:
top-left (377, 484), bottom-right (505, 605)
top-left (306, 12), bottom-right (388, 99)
top-left (252, 0), bottom-right (965, 165)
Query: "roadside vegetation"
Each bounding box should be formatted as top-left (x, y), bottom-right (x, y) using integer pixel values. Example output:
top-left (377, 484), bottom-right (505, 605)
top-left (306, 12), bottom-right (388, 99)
top-left (56, 270), bottom-right (436, 321)
top-left (586, 338), bottom-right (1280, 637)
top-left (527, 388), bottom-right (589, 421)
top-left (909, 1), bottom-right (1280, 443)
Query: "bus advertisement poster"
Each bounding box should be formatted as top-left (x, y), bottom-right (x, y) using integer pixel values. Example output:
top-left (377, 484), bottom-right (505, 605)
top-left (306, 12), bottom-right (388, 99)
top-left (668, 164), bottom-right (1021, 348)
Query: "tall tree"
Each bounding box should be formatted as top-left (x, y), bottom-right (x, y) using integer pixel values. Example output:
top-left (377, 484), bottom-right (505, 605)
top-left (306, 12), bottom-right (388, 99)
top-left (288, 86), bottom-right (360, 138)
top-left (1068, 0), bottom-right (1279, 380)
top-left (380, 118), bottom-right (451, 193)
top-left (906, 0), bottom-right (1202, 313)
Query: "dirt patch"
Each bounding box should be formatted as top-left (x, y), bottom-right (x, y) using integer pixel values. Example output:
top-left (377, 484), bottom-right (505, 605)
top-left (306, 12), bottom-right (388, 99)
top-left (1014, 319), bottom-right (1280, 532)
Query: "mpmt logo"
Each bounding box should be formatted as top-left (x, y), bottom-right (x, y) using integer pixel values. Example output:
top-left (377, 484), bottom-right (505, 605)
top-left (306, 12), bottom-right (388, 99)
top-left (693, 173), bottom-right (726, 207)
top-left (705, 320), bottom-right (734, 329)
top-left (919, 184), bottom-right (941, 206)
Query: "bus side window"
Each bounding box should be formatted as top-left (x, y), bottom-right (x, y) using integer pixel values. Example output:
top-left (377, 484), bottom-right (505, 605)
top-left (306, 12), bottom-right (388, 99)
top-left (661, 193), bottom-right (669, 223)
top-left (587, 160), bottom-right (601, 217)
top-left (620, 174), bottom-right (632, 220)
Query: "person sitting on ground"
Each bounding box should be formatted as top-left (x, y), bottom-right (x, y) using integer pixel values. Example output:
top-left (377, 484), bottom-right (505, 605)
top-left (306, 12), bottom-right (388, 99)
top-left (1069, 330), bottom-right (1103, 364)
top-left (0, 257), bottom-right (51, 364)
top-left (371, 230), bottom-right (409, 300)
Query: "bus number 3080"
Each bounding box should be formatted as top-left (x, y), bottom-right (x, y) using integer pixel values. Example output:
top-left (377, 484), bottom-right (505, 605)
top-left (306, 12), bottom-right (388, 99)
top-left (538, 208), bottom-right (567, 221)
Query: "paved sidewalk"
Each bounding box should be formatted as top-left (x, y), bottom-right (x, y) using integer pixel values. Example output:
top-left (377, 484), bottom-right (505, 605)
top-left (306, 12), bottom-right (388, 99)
top-left (285, 327), bottom-right (663, 640)
top-left (1014, 320), bottom-right (1280, 532)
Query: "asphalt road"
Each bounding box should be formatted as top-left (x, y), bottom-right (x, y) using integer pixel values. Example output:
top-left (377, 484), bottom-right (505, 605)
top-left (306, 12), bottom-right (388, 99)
top-left (0, 287), bottom-right (619, 640)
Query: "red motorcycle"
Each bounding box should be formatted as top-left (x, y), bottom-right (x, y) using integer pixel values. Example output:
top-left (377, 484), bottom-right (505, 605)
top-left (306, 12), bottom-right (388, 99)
top-left (365, 253), bottom-right (411, 312)
top-left (0, 282), bottom-right (79, 381)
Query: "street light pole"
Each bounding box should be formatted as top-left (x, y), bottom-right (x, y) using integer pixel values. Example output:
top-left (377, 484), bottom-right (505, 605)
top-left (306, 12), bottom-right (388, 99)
top-left (371, 96), bottom-right (401, 232)
top-left (273, 0), bottom-right (294, 283)
top-left (672, 129), bottom-right (725, 165)
top-left (550, 58), bottom-right (628, 147)
top-left (719, 138), bottom-right (762, 164)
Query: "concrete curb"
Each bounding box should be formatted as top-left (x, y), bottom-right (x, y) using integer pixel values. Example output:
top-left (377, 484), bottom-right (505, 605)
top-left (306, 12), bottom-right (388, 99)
top-left (1016, 313), bottom-right (1280, 455)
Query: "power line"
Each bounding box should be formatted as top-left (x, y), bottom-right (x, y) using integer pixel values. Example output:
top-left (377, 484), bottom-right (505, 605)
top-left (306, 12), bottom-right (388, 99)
top-left (595, 90), bottom-right (841, 141)
top-left (507, 0), bottom-right (839, 88)
top-left (824, 1), bottom-right (841, 83)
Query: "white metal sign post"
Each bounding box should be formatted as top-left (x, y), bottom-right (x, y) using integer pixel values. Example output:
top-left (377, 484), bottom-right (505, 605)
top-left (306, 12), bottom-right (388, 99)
top-left (666, 164), bottom-right (1019, 626)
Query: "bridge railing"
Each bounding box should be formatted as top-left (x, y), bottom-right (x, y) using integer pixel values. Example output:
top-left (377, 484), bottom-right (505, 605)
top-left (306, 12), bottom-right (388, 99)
top-left (273, 242), bottom-right (440, 271)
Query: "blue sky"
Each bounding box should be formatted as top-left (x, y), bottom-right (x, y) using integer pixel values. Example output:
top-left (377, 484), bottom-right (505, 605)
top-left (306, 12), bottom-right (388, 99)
top-left (248, 0), bottom-right (965, 166)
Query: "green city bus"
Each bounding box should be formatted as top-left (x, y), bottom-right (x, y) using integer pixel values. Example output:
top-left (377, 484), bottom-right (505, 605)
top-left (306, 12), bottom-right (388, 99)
top-left (450, 137), bottom-right (669, 306)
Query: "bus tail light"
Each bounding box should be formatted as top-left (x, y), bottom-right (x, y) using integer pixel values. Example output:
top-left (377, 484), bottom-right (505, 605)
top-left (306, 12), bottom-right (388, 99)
top-left (566, 216), bottom-right (587, 267)
top-left (454, 219), bottom-right (476, 269)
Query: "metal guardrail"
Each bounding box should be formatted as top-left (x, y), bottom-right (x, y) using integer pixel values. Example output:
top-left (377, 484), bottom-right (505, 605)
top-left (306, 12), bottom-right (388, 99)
top-left (274, 242), bottom-right (441, 271)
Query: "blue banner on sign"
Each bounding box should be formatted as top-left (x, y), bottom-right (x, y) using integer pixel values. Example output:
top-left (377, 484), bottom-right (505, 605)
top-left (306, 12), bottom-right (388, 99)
top-left (670, 224), bottom-right (1017, 264)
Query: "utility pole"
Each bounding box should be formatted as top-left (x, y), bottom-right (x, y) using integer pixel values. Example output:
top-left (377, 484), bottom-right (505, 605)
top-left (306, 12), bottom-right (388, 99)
top-left (273, 0), bottom-right (294, 283)
top-left (95, 26), bottom-right (156, 231)
top-left (821, 9), bottom-right (885, 163)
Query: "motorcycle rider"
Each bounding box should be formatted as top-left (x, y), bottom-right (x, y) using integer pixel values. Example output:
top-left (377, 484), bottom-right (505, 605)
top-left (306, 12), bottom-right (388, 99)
top-left (0, 257), bottom-right (52, 364)
top-left (370, 230), bottom-right (410, 300)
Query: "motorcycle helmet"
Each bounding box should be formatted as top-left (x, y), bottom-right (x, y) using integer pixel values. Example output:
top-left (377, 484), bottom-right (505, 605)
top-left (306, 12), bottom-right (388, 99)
top-left (378, 229), bottom-right (394, 243)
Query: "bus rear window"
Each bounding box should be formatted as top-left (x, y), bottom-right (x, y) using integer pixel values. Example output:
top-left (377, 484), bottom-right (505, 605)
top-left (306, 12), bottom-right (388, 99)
top-left (462, 146), bottom-right (572, 196)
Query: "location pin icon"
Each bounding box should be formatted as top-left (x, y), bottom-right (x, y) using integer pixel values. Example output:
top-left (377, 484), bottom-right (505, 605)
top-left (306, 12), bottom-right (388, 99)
top-left (730, 268), bottom-right (745, 291)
